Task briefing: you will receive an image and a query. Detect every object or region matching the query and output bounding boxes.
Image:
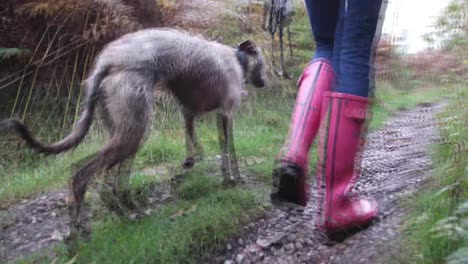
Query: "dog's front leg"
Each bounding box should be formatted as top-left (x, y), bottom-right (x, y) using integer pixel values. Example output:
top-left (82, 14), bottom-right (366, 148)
top-left (217, 113), bottom-right (233, 184)
top-left (226, 116), bottom-right (242, 183)
top-left (217, 113), bottom-right (241, 184)
top-left (183, 113), bottom-right (203, 168)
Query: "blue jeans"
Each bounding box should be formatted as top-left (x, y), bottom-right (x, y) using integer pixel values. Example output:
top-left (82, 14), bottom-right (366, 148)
top-left (305, 0), bottom-right (385, 97)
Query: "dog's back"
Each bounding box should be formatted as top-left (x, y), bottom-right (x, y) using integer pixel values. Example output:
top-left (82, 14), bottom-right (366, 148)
top-left (95, 28), bottom-right (244, 115)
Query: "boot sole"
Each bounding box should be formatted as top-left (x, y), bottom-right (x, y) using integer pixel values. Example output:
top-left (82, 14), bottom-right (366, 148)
top-left (271, 164), bottom-right (300, 204)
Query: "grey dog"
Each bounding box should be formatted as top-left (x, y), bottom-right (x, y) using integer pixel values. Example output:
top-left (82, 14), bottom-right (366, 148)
top-left (1, 28), bottom-right (267, 233)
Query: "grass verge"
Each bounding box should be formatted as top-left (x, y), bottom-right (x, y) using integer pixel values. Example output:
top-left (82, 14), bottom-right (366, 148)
top-left (401, 84), bottom-right (467, 263)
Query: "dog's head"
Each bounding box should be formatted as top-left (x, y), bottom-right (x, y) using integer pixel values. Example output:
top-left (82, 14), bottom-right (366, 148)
top-left (237, 40), bottom-right (267, 88)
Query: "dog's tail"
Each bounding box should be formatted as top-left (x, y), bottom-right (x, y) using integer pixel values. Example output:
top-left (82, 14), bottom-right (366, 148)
top-left (0, 66), bottom-right (109, 155)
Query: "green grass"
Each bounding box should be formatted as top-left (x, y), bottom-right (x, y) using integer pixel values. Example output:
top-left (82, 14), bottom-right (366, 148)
top-left (370, 83), bottom-right (446, 129)
top-left (401, 84), bottom-right (467, 263)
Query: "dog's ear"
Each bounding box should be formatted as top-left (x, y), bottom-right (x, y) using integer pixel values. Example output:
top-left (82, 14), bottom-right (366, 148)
top-left (239, 40), bottom-right (258, 55)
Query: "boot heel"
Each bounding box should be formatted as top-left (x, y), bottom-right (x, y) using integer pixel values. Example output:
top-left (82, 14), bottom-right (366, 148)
top-left (271, 163), bottom-right (306, 205)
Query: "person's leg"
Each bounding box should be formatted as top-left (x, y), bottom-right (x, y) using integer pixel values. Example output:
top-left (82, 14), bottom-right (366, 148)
top-left (332, 0), bottom-right (346, 78)
top-left (336, 0), bottom-right (384, 97)
top-left (305, 0), bottom-right (339, 62)
top-left (271, 0), bottom-right (339, 206)
top-left (316, 0), bottom-right (386, 232)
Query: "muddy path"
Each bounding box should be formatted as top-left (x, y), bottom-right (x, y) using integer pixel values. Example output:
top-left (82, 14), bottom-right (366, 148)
top-left (212, 102), bottom-right (444, 264)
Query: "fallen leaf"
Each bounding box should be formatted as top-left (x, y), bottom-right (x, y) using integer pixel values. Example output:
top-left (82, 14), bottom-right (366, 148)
top-left (170, 209), bottom-right (185, 219)
top-left (185, 203), bottom-right (198, 215)
top-left (254, 157), bottom-right (266, 164)
top-left (246, 157), bottom-right (255, 166)
top-left (64, 255), bottom-right (77, 264)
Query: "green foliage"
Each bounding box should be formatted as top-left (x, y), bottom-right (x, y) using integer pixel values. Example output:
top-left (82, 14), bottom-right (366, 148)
top-left (433, 0), bottom-right (468, 51)
top-left (403, 84), bottom-right (467, 263)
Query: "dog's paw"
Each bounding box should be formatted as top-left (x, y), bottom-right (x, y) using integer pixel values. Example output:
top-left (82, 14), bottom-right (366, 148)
top-left (182, 157), bottom-right (195, 169)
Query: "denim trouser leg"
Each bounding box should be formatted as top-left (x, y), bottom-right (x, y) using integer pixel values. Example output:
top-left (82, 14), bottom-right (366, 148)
top-left (335, 0), bottom-right (384, 97)
top-left (332, 0), bottom-right (346, 78)
top-left (304, 0), bottom-right (340, 63)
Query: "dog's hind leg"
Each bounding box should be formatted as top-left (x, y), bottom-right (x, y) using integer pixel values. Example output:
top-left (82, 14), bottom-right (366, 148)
top-left (100, 155), bottom-right (143, 216)
top-left (217, 113), bottom-right (241, 185)
top-left (67, 134), bottom-right (143, 235)
top-left (68, 69), bottom-right (155, 239)
top-left (97, 69), bottom-right (155, 213)
top-left (182, 112), bottom-right (204, 168)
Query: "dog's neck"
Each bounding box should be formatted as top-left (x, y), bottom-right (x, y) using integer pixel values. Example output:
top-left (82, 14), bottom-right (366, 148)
top-left (235, 49), bottom-right (248, 79)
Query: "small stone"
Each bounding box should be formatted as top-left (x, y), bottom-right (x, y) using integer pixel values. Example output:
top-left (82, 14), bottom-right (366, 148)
top-left (285, 243), bottom-right (295, 253)
top-left (13, 238), bottom-right (21, 245)
top-left (247, 244), bottom-right (260, 253)
top-left (51, 212), bottom-right (57, 218)
top-left (287, 233), bottom-right (297, 242)
top-left (295, 206), bottom-right (305, 212)
top-left (238, 238), bottom-right (244, 246)
top-left (304, 238), bottom-right (314, 245)
top-left (295, 242), bottom-right (303, 250)
top-left (256, 238), bottom-right (271, 249)
top-left (318, 245), bottom-right (327, 251)
top-left (242, 258), bottom-right (253, 264)
top-left (236, 254), bottom-right (244, 264)
top-left (226, 243), bottom-right (232, 251)
top-left (270, 232), bottom-right (286, 245)
top-left (129, 214), bottom-right (137, 220)
top-left (35, 233), bottom-right (42, 239)
top-left (144, 209), bottom-right (153, 215)
top-left (31, 216), bottom-right (37, 224)
top-left (224, 260), bottom-right (233, 264)
top-left (51, 229), bottom-right (63, 241)
top-left (161, 193), bottom-right (172, 201)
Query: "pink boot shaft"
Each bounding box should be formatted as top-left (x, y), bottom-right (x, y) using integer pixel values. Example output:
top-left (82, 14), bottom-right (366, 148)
top-left (282, 59), bottom-right (335, 167)
top-left (272, 59), bottom-right (335, 206)
top-left (316, 92), bottom-right (378, 232)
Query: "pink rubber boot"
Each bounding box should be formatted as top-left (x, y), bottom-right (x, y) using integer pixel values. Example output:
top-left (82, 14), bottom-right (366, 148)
top-left (271, 59), bottom-right (335, 206)
top-left (315, 92), bottom-right (378, 233)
